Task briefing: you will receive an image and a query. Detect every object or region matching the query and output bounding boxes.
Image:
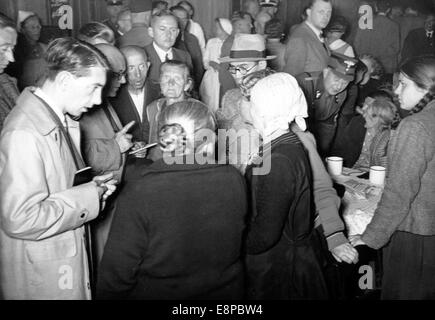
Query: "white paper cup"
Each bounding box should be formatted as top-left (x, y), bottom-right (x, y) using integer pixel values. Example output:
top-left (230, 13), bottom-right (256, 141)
top-left (369, 166), bottom-right (386, 185)
top-left (326, 156), bottom-right (343, 176)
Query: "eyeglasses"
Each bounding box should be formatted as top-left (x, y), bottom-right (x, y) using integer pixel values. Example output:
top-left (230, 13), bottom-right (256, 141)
top-left (112, 70), bottom-right (126, 80)
top-left (228, 63), bottom-right (258, 75)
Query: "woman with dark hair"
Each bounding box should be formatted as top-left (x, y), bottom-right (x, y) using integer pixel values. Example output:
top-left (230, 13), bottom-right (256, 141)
top-left (351, 55), bottom-right (435, 299)
top-left (97, 100), bottom-right (247, 299)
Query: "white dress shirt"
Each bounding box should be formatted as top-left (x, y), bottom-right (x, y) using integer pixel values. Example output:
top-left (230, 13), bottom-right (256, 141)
top-left (128, 88), bottom-right (145, 122)
top-left (153, 42), bottom-right (173, 63)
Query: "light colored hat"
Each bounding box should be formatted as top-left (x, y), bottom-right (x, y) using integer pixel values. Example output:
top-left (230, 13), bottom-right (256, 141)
top-left (219, 33), bottom-right (276, 63)
top-left (17, 10), bottom-right (36, 32)
top-left (218, 18), bottom-right (233, 36)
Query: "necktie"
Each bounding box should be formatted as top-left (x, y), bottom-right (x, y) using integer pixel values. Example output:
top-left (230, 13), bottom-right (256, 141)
top-left (165, 53), bottom-right (170, 62)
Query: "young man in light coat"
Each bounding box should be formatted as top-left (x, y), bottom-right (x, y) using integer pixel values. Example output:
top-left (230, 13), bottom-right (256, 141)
top-left (0, 37), bottom-right (117, 300)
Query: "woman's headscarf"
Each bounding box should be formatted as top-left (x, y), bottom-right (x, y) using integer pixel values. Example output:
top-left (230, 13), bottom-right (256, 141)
top-left (250, 72), bottom-right (309, 133)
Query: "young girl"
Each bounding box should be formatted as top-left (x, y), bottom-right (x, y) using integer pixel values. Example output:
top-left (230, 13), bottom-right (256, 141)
top-left (199, 18), bottom-right (232, 112)
top-left (353, 97), bottom-right (399, 172)
top-left (351, 55), bottom-right (435, 299)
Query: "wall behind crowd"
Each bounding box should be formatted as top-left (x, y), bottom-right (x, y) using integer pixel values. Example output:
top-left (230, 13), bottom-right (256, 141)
top-left (0, 0), bottom-right (232, 42)
top-left (1, 0), bottom-right (435, 44)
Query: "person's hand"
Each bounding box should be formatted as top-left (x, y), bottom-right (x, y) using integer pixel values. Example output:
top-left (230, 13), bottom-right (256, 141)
top-left (349, 234), bottom-right (366, 247)
top-left (115, 121), bottom-right (135, 153)
top-left (131, 141), bottom-right (148, 158)
top-left (93, 173), bottom-right (117, 202)
top-left (331, 243), bottom-right (359, 264)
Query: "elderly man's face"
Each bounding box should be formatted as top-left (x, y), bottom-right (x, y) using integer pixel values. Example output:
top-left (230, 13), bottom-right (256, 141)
top-left (160, 64), bottom-right (189, 100)
top-left (228, 61), bottom-right (260, 86)
top-left (0, 27), bottom-right (17, 74)
top-left (149, 15), bottom-right (180, 51)
top-left (126, 52), bottom-right (149, 91)
top-left (323, 68), bottom-right (350, 96)
top-left (307, 0), bottom-right (332, 30)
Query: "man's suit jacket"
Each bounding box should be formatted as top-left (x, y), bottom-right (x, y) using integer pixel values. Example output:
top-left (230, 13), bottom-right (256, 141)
top-left (80, 100), bottom-right (125, 183)
top-left (117, 24), bottom-right (153, 48)
top-left (174, 31), bottom-right (205, 90)
top-left (109, 83), bottom-right (153, 143)
top-left (401, 28), bottom-right (435, 63)
top-left (283, 21), bottom-right (330, 76)
top-left (144, 43), bottom-right (193, 103)
top-left (353, 15), bottom-right (400, 74)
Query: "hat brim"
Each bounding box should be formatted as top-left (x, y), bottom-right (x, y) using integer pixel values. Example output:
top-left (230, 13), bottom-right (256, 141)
top-left (330, 69), bottom-right (354, 82)
top-left (219, 55), bottom-right (276, 63)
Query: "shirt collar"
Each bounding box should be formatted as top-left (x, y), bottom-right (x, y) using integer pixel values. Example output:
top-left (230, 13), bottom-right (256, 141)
top-left (34, 88), bottom-right (66, 124)
top-left (153, 42), bottom-right (173, 62)
top-left (305, 21), bottom-right (323, 41)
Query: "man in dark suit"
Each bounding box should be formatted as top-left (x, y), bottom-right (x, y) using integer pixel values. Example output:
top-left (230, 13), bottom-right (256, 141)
top-left (170, 5), bottom-right (204, 91)
top-left (283, 0), bottom-right (332, 76)
top-left (110, 45), bottom-right (153, 144)
top-left (401, 13), bottom-right (435, 63)
top-left (144, 11), bottom-right (193, 103)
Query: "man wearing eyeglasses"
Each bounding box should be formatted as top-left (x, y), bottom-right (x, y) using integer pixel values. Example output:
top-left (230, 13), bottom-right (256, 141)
top-left (216, 33), bottom-right (276, 173)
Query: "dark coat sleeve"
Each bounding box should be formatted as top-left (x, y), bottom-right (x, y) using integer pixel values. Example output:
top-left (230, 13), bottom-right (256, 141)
top-left (96, 181), bottom-right (149, 299)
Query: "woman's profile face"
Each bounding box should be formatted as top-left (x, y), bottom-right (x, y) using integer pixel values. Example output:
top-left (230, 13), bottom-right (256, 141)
top-left (394, 72), bottom-right (428, 110)
top-left (22, 16), bottom-right (41, 42)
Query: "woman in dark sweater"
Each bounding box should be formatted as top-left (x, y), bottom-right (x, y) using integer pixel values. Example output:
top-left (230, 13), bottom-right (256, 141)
top-left (244, 73), bottom-right (328, 299)
top-left (351, 55), bottom-right (435, 299)
top-left (96, 101), bottom-right (248, 299)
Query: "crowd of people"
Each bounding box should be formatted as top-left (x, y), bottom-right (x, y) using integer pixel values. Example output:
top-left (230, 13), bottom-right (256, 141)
top-left (0, 0), bottom-right (435, 300)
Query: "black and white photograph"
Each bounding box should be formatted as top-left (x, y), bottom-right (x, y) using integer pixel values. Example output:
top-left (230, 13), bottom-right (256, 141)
top-left (1, 0), bottom-right (435, 313)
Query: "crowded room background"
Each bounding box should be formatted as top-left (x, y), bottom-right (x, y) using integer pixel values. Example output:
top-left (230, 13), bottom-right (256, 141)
top-left (1, 0), bottom-right (435, 301)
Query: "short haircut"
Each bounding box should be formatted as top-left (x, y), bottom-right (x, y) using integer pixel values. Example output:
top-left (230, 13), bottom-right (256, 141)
top-left (150, 10), bottom-right (178, 27)
top-left (0, 12), bottom-right (15, 30)
top-left (44, 37), bottom-right (110, 81)
top-left (77, 21), bottom-right (115, 45)
top-left (376, 0), bottom-right (391, 13)
top-left (120, 45), bottom-right (148, 62)
top-left (170, 5), bottom-right (188, 15)
top-left (308, 0), bottom-right (331, 9)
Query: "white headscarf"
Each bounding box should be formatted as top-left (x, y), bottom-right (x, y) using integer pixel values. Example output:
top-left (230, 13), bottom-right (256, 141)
top-left (250, 72), bottom-right (308, 137)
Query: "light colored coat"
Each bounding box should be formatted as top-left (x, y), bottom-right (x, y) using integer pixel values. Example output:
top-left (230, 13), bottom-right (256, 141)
top-left (0, 88), bottom-right (100, 300)
top-left (283, 22), bottom-right (330, 76)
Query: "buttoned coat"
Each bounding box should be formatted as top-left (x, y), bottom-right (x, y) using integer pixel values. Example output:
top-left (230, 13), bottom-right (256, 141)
top-left (0, 88), bottom-right (100, 300)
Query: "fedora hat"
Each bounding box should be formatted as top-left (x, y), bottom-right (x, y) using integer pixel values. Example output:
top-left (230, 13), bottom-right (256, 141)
top-left (219, 33), bottom-right (276, 63)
